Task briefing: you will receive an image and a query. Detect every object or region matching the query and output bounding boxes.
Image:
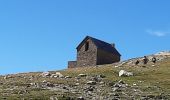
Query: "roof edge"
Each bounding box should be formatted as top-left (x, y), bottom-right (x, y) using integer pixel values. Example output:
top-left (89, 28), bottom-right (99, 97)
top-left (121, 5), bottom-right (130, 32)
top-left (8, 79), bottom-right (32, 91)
top-left (76, 36), bottom-right (90, 50)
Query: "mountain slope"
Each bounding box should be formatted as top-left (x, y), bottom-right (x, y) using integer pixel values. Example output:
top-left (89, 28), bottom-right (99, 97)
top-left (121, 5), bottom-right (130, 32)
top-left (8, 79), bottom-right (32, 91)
top-left (0, 51), bottom-right (170, 100)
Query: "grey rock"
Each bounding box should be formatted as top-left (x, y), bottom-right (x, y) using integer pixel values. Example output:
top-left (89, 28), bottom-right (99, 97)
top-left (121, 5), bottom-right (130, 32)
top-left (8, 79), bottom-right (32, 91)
top-left (46, 82), bottom-right (54, 87)
top-left (119, 70), bottom-right (133, 77)
top-left (41, 72), bottom-right (51, 77)
top-left (50, 96), bottom-right (58, 100)
top-left (87, 81), bottom-right (96, 85)
top-left (84, 86), bottom-right (94, 92)
top-left (98, 74), bottom-right (106, 78)
top-left (77, 96), bottom-right (85, 100)
top-left (55, 72), bottom-right (64, 78)
top-left (65, 76), bottom-right (72, 78)
top-left (75, 83), bottom-right (80, 86)
top-left (78, 74), bottom-right (87, 77)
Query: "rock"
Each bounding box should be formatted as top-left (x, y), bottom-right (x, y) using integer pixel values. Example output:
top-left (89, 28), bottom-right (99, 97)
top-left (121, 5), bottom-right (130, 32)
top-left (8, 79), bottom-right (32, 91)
top-left (75, 83), bottom-right (80, 86)
top-left (108, 81), bottom-right (116, 86)
top-left (63, 86), bottom-right (68, 90)
top-left (30, 83), bottom-right (36, 86)
top-left (133, 83), bottom-right (137, 86)
top-left (112, 93), bottom-right (120, 100)
top-left (98, 74), bottom-right (106, 78)
top-left (18, 91), bottom-right (24, 95)
top-left (152, 64), bottom-right (155, 67)
top-left (75, 77), bottom-right (81, 80)
top-left (55, 72), bottom-right (64, 78)
top-left (28, 76), bottom-right (33, 80)
top-left (114, 65), bottom-right (119, 68)
top-left (155, 51), bottom-right (170, 56)
top-left (119, 70), bottom-right (133, 77)
top-left (3, 75), bottom-right (13, 79)
top-left (41, 72), bottom-right (51, 77)
top-left (42, 80), bottom-right (47, 83)
top-left (87, 81), bottom-right (96, 85)
top-left (50, 96), bottom-right (58, 100)
top-left (46, 82), bottom-right (54, 87)
top-left (112, 80), bottom-right (128, 93)
top-left (78, 74), bottom-right (87, 77)
top-left (112, 87), bottom-right (119, 92)
top-left (118, 80), bottom-right (125, 84)
top-left (84, 86), bottom-right (94, 92)
top-left (50, 74), bottom-right (58, 78)
top-left (18, 90), bottom-right (28, 95)
top-left (99, 81), bottom-right (104, 84)
top-left (65, 76), bottom-right (72, 78)
top-left (113, 80), bottom-right (127, 90)
top-left (147, 95), bottom-right (155, 99)
top-left (77, 96), bottom-right (85, 100)
top-left (3, 76), bottom-right (7, 80)
top-left (91, 76), bottom-right (100, 82)
top-left (138, 81), bottom-right (143, 83)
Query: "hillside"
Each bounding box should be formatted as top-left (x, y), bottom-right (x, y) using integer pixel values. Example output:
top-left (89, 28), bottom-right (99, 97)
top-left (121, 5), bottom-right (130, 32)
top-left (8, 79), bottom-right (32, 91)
top-left (0, 51), bottom-right (170, 100)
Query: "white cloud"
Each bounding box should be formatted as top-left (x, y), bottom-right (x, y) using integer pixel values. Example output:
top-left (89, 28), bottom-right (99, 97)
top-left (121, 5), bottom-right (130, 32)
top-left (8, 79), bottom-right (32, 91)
top-left (146, 29), bottom-right (169, 37)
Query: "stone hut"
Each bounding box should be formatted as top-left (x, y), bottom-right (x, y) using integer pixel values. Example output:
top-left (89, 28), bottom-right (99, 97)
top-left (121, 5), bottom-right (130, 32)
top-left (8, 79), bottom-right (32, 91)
top-left (68, 36), bottom-right (121, 68)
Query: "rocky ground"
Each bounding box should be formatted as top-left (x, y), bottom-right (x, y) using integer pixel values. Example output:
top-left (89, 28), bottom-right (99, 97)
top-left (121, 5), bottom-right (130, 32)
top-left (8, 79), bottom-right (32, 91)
top-left (0, 51), bottom-right (170, 100)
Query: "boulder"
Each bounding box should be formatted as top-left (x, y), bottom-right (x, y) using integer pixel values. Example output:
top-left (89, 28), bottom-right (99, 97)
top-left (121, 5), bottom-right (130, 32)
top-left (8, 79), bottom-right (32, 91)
top-left (78, 74), bottom-right (87, 77)
top-left (46, 82), bottom-right (54, 87)
top-left (50, 74), bottom-right (57, 78)
top-left (50, 96), bottom-right (58, 100)
top-left (114, 65), bottom-right (119, 68)
top-left (119, 70), bottom-right (133, 77)
top-left (98, 74), bottom-right (106, 78)
top-left (99, 81), bottom-right (104, 84)
top-left (41, 72), bottom-right (51, 77)
top-left (4, 75), bottom-right (13, 79)
top-left (3, 76), bottom-right (7, 80)
top-left (30, 82), bottom-right (36, 86)
top-left (65, 76), bottom-right (72, 78)
top-left (112, 80), bottom-right (127, 92)
top-left (75, 83), bottom-right (80, 86)
top-left (87, 81), bottom-right (96, 85)
top-left (77, 96), bottom-right (85, 100)
top-left (155, 51), bottom-right (170, 56)
top-left (55, 72), bottom-right (64, 78)
top-left (112, 87), bottom-right (119, 92)
top-left (42, 80), bottom-right (47, 83)
top-left (85, 86), bottom-right (94, 92)
top-left (91, 76), bottom-right (101, 82)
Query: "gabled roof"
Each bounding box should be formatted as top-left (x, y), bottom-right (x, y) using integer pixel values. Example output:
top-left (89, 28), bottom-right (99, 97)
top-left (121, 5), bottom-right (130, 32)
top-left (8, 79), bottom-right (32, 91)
top-left (76, 36), bottom-right (121, 56)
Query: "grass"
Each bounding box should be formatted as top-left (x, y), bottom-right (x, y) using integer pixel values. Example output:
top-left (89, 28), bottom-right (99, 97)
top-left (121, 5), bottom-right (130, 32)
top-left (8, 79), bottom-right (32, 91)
top-left (0, 57), bottom-right (170, 99)
top-left (62, 57), bottom-right (170, 95)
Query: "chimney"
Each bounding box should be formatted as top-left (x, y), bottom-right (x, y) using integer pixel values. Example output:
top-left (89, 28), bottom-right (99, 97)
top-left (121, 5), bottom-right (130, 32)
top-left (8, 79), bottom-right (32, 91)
top-left (111, 43), bottom-right (115, 48)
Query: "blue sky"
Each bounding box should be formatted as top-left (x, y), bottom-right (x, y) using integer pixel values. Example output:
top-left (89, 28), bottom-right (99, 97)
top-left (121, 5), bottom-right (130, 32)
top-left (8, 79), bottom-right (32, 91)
top-left (0, 0), bottom-right (170, 75)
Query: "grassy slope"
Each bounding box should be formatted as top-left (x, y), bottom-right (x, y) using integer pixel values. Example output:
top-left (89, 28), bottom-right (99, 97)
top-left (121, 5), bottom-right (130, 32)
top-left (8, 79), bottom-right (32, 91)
top-left (62, 57), bottom-right (170, 94)
top-left (0, 57), bottom-right (170, 99)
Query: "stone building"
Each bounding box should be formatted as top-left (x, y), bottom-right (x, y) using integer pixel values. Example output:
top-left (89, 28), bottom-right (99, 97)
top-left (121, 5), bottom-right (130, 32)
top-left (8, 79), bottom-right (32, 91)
top-left (68, 36), bottom-right (121, 68)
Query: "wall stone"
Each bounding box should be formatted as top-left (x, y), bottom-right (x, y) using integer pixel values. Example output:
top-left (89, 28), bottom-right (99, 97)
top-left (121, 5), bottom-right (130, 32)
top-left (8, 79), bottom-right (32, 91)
top-left (76, 39), bottom-right (97, 67)
top-left (97, 49), bottom-right (120, 65)
top-left (68, 37), bottom-right (121, 68)
top-left (68, 61), bottom-right (77, 68)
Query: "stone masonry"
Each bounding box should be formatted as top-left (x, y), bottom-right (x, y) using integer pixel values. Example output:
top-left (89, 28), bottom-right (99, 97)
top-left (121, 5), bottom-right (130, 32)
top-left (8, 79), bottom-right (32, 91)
top-left (68, 36), bottom-right (121, 68)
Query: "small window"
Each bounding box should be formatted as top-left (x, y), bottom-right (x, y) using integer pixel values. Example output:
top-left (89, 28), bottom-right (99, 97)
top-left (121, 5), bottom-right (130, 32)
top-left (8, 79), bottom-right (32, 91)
top-left (85, 42), bottom-right (89, 51)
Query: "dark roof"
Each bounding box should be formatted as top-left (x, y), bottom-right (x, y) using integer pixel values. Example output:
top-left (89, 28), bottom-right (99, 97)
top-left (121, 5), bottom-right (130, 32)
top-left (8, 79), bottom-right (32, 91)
top-left (76, 36), bottom-right (121, 56)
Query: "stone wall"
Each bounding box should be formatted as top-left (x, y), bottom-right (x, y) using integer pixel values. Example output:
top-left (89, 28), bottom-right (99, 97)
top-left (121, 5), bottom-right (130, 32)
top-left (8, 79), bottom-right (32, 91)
top-left (68, 61), bottom-right (77, 68)
top-left (97, 49), bottom-right (120, 65)
top-left (76, 39), bottom-right (97, 67)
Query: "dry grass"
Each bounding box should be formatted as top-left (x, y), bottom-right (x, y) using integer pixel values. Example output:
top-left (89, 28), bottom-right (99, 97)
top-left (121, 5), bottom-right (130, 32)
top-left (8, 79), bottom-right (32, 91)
top-left (0, 57), bottom-right (170, 99)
